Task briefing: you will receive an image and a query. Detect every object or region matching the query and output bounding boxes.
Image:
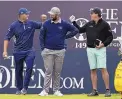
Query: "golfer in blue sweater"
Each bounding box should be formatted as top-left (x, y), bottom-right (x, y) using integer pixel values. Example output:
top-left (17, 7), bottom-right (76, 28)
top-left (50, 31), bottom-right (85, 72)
top-left (39, 7), bottom-right (79, 96)
top-left (3, 8), bottom-right (42, 95)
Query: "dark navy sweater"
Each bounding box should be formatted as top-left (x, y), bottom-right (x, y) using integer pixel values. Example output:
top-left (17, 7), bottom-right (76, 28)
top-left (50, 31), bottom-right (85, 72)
top-left (39, 19), bottom-right (78, 50)
top-left (4, 20), bottom-right (42, 52)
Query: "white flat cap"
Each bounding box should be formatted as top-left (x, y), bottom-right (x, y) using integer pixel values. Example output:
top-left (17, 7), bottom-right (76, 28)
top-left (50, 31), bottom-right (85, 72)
top-left (48, 7), bottom-right (61, 15)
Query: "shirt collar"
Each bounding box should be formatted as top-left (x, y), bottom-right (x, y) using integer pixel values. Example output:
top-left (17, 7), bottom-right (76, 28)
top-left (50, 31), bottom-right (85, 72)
top-left (92, 18), bottom-right (102, 25)
top-left (18, 19), bottom-right (28, 24)
top-left (97, 18), bottom-right (102, 23)
top-left (51, 18), bottom-right (61, 24)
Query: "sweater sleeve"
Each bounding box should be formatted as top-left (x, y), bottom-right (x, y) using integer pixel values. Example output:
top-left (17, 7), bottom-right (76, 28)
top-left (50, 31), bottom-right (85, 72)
top-left (72, 21), bottom-right (87, 33)
top-left (65, 21), bottom-right (79, 39)
top-left (103, 23), bottom-right (113, 47)
top-left (39, 24), bottom-right (46, 50)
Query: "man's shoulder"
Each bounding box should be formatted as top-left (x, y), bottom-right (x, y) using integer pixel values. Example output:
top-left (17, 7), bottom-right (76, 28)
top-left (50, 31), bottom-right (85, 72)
top-left (102, 19), bottom-right (109, 24)
top-left (43, 19), bottom-right (51, 26)
top-left (61, 20), bottom-right (73, 26)
top-left (10, 21), bottom-right (18, 28)
top-left (45, 19), bottom-right (51, 23)
top-left (101, 19), bottom-right (110, 27)
top-left (61, 19), bottom-right (69, 23)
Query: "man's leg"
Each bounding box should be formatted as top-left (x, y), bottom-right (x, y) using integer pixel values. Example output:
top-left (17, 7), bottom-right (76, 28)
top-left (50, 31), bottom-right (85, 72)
top-left (87, 48), bottom-right (98, 96)
top-left (101, 68), bottom-right (110, 90)
top-left (42, 54), bottom-right (54, 93)
top-left (96, 47), bottom-right (111, 97)
top-left (13, 52), bottom-right (24, 94)
top-left (91, 69), bottom-right (97, 91)
top-left (53, 49), bottom-right (65, 93)
top-left (23, 51), bottom-right (35, 92)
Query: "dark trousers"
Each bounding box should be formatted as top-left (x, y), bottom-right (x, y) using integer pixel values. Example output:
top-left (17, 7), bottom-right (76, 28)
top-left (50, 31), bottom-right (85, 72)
top-left (13, 50), bottom-right (35, 90)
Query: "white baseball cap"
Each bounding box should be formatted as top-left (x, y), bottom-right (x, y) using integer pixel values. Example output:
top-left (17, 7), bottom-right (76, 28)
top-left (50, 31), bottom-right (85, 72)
top-left (48, 7), bottom-right (61, 15)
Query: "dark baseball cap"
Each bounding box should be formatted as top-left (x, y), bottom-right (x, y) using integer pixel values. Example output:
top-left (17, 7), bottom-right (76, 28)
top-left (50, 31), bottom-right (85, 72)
top-left (90, 7), bottom-right (101, 16)
top-left (18, 8), bottom-right (31, 15)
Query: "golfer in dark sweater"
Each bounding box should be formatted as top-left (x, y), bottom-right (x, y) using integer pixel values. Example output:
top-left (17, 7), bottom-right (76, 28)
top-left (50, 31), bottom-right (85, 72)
top-left (69, 7), bottom-right (113, 97)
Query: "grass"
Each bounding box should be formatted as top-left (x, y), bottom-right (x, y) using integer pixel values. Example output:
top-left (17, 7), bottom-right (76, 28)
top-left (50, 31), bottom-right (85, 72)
top-left (0, 94), bottom-right (121, 99)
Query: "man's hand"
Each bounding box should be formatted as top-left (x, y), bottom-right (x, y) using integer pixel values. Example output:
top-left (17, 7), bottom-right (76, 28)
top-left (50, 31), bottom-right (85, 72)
top-left (96, 43), bottom-right (104, 49)
top-left (69, 15), bottom-right (76, 22)
top-left (3, 52), bottom-right (8, 58)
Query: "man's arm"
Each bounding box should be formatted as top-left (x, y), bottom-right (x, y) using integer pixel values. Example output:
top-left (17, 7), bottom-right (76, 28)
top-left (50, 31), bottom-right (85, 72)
top-left (39, 24), bottom-right (46, 50)
top-left (33, 21), bottom-right (42, 29)
top-left (3, 25), bottom-right (15, 58)
top-left (72, 21), bottom-right (87, 33)
top-left (103, 23), bottom-right (113, 47)
top-left (3, 40), bottom-right (9, 58)
top-left (65, 22), bottom-right (79, 39)
top-left (69, 15), bottom-right (87, 33)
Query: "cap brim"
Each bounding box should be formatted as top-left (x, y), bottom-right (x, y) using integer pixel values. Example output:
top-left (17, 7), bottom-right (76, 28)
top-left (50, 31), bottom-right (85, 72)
top-left (26, 11), bottom-right (31, 14)
top-left (48, 11), bottom-right (55, 15)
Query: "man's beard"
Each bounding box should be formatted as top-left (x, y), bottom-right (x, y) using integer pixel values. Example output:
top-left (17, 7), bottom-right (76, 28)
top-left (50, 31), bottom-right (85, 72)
top-left (52, 17), bottom-right (57, 21)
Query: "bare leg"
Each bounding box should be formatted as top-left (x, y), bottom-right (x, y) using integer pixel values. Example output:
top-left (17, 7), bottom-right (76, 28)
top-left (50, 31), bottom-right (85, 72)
top-left (91, 69), bottom-right (97, 90)
top-left (101, 68), bottom-right (109, 89)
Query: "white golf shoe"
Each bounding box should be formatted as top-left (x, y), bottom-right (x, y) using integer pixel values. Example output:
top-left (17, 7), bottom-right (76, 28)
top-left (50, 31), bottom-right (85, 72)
top-left (54, 90), bottom-right (63, 96)
top-left (38, 90), bottom-right (48, 96)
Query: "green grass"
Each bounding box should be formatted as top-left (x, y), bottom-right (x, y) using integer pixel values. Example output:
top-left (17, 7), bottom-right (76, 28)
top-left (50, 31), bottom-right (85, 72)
top-left (0, 94), bottom-right (121, 99)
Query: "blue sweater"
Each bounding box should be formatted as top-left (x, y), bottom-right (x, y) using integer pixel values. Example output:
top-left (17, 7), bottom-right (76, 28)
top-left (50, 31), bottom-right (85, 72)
top-left (39, 19), bottom-right (78, 50)
top-left (4, 20), bottom-right (42, 52)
